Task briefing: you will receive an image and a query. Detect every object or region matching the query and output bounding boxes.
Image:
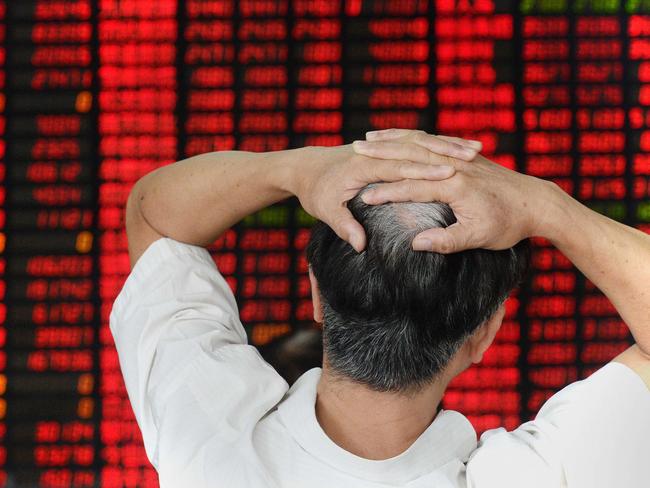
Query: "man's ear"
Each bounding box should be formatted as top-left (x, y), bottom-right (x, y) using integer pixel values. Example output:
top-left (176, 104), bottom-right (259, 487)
top-left (467, 302), bottom-right (506, 364)
top-left (308, 267), bottom-right (323, 323)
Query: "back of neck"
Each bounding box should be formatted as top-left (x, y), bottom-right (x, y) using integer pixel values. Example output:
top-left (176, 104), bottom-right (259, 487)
top-left (315, 366), bottom-right (446, 460)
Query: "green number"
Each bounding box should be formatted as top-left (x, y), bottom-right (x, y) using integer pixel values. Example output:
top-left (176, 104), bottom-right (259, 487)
top-left (573, 0), bottom-right (588, 12)
top-left (242, 206), bottom-right (289, 227)
top-left (594, 0), bottom-right (620, 12)
top-left (520, 0), bottom-right (535, 13)
top-left (637, 202), bottom-right (650, 222)
top-left (544, 0), bottom-right (568, 12)
top-left (573, 0), bottom-right (619, 12)
top-left (626, 0), bottom-right (650, 11)
top-left (521, 0), bottom-right (568, 13)
top-left (590, 202), bottom-right (626, 221)
top-left (296, 207), bottom-right (317, 226)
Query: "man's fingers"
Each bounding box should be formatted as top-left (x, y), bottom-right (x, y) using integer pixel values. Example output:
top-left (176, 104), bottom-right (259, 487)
top-left (365, 129), bottom-right (481, 158)
top-left (367, 159), bottom-right (455, 182)
top-left (365, 128), bottom-right (419, 141)
top-left (354, 140), bottom-right (429, 163)
top-left (327, 208), bottom-right (367, 253)
top-left (410, 132), bottom-right (478, 160)
top-left (436, 135), bottom-right (482, 151)
top-left (355, 137), bottom-right (475, 162)
top-left (361, 179), bottom-right (453, 205)
top-left (353, 140), bottom-right (467, 167)
top-left (412, 223), bottom-right (472, 254)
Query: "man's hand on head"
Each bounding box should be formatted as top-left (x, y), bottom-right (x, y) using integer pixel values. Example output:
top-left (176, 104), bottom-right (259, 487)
top-left (292, 134), bottom-right (480, 253)
top-left (355, 129), bottom-right (556, 253)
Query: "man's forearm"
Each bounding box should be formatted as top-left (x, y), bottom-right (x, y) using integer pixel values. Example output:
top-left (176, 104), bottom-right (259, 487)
top-left (538, 183), bottom-right (650, 356)
top-left (130, 148), bottom-right (307, 247)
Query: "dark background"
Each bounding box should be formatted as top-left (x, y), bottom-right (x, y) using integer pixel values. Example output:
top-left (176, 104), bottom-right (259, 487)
top-left (0, 0), bottom-right (647, 486)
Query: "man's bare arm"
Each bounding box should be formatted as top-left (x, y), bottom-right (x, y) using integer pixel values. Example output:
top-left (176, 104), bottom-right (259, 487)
top-left (126, 150), bottom-right (294, 267)
top-left (355, 130), bottom-right (650, 388)
top-left (125, 140), bottom-right (479, 268)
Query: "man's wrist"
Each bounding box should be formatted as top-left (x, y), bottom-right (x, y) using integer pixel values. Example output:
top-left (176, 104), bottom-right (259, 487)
top-left (268, 146), bottom-right (317, 199)
top-left (530, 178), bottom-right (582, 245)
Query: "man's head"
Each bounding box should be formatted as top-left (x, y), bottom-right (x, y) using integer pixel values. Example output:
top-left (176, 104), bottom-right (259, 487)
top-left (306, 185), bottom-right (531, 394)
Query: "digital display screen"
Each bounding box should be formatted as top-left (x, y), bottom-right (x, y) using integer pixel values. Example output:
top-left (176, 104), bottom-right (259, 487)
top-left (1, 0), bottom-right (646, 486)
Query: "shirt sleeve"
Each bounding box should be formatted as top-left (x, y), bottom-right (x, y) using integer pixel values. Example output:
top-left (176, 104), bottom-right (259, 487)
top-left (466, 361), bottom-right (650, 488)
top-left (109, 237), bottom-right (289, 472)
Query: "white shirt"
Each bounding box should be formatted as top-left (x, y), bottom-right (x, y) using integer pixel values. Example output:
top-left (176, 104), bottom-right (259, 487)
top-left (110, 237), bottom-right (650, 488)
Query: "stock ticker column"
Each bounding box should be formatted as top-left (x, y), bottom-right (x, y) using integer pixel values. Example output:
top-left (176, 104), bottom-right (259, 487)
top-left (291, 0), bottom-right (343, 327)
top-left (343, 1), bottom-right (431, 135)
top-left (572, 6), bottom-right (630, 383)
top-left (97, 0), bottom-right (177, 485)
top-left (182, 0), bottom-right (240, 339)
top-left (519, 2), bottom-right (578, 419)
top-left (434, 1), bottom-right (522, 433)
top-left (629, 12), bottom-right (650, 245)
top-left (183, 0), bottom-right (302, 383)
top-left (5, 1), bottom-right (96, 486)
top-left (519, 1), bottom-right (633, 419)
top-left (232, 1), bottom-right (296, 346)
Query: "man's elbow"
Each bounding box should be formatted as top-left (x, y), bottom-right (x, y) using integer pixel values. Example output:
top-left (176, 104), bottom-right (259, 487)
top-left (124, 179), bottom-right (163, 269)
top-left (125, 180), bottom-right (143, 238)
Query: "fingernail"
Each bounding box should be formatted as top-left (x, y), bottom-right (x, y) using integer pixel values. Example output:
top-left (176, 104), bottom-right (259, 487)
top-left (361, 191), bottom-right (374, 203)
top-left (466, 140), bottom-right (482, 149)
top-left (365, 130), bottom-right (380, 139)
top-left (353, 140), bottom-right (369, 149)
top-left (412, 237), bottom-right (432, 251)
top-left (460, 148), bottom-right (476, 159)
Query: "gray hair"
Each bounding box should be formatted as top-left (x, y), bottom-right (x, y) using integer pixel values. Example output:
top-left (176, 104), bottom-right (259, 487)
top-left (306, 184), bottom-right (530, 394)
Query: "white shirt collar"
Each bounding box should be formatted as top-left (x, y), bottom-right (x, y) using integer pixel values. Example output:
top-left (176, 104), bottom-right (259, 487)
top-left (277, 368), bottom-right (477, 483)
